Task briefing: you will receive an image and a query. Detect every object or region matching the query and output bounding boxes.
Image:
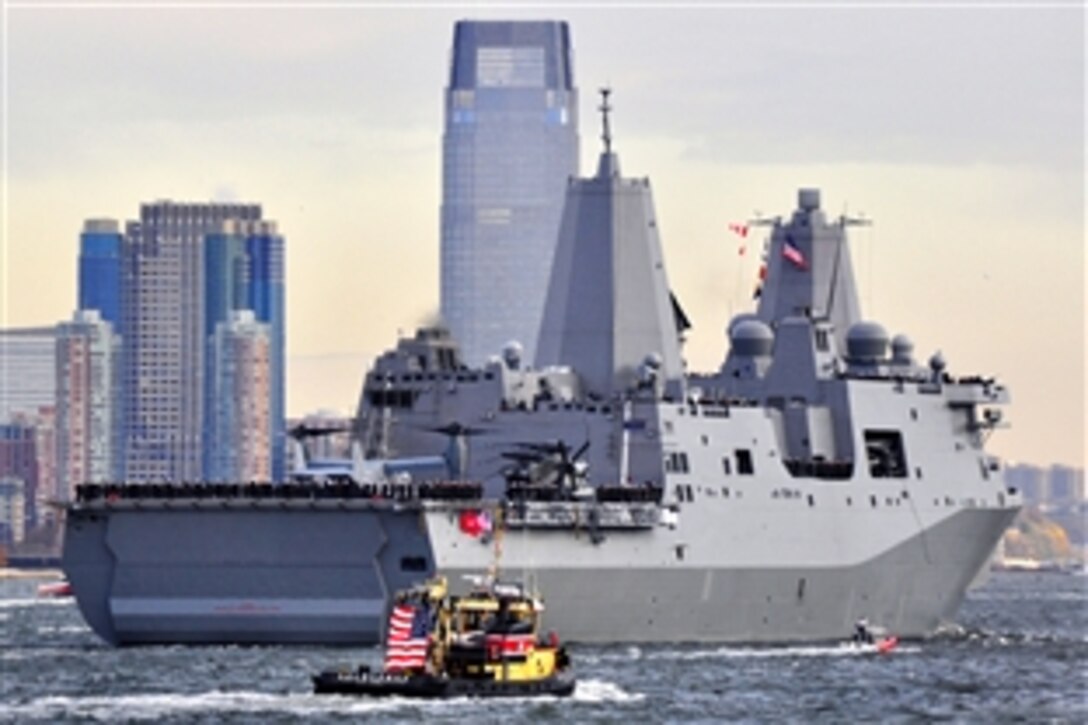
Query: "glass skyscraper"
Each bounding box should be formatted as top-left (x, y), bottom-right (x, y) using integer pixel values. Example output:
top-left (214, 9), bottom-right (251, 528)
top-left (79, 219), bottom-right (123, 336)
top-left (121, 201), bottom-right (273, 482)
top-left (203, 221), bottom-right (286, 481)
top-left (440, 20), bottom-right (579, 365)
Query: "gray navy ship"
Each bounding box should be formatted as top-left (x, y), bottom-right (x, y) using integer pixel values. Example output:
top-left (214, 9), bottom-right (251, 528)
top-left (62, 100), bottom-right (1020, 645)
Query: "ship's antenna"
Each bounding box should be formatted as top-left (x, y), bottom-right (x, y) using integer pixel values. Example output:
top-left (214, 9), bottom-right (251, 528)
top-left (599, 86), bottom-right (613, 154)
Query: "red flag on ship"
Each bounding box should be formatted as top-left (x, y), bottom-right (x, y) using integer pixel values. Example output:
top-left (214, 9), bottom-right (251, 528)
top-left (383, 603), bottom-right (430, 672)
top-left (728, 222), bottom-right (749, 238)
top-left (782, 241), bottom-right (808, 270)
top-left (458, 509), bottom-right (492, 538)
top-left (486, 633), bottom-right (536, 657)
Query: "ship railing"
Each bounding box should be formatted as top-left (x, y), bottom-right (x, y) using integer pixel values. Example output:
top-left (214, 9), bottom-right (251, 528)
top-left (503, 500), bottom-right (661, 530)
top-left (944, 379), bottom-right (1009, 406)
top-left (781, 458), bottom-right (854, 480)
top-left (504, 484), bottom-right (663, 504)
top-left (73, 479), bottom-right (483, 505)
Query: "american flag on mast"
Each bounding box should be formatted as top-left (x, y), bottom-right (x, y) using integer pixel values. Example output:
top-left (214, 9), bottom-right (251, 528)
top-left (382, 603), bottom-right (431, 672)
top-left (782, 239), bottom-right (808, 270)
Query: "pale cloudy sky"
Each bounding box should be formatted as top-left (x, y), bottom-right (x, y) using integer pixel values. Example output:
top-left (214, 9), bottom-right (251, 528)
top-left (3, 1), bottom-right (1084, 468)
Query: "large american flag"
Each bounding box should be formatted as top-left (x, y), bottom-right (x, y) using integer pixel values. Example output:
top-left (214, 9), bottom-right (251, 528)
top-left (383, 604), bottom-right (431, 672)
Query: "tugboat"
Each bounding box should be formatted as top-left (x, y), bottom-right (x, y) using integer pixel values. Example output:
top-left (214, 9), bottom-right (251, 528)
top-left (312, 575), bottom-right (575, 698)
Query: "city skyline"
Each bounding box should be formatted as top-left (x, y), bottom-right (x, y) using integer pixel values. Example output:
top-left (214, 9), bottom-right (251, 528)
top-left (3, 5), bottom-right (1084, 468)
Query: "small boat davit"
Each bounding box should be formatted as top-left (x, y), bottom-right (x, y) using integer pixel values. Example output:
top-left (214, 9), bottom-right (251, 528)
top-left (312, 575), bottom-right (575, 698)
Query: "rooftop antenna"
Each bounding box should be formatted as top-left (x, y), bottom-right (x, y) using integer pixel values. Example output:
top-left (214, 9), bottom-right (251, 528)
top-left (599, 86), bottom-right (613, 154)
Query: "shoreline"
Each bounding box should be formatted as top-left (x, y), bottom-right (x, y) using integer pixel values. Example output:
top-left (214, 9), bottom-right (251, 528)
top-left (0, 567), bottom-right (63, 580)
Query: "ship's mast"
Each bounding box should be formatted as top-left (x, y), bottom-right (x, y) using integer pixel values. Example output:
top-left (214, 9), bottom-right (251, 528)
top-left (599, 87), bottom-right (612, 154)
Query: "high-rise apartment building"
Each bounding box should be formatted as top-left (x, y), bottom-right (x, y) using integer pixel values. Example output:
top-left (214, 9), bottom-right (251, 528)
top-left (207, 310), bottom-right (271, 482)
top-left (0, 477), bottom-right (27, 546)
top-left (79, 219), bottom-right (124, 335)
top-left (440, 20), bottom-right (579, 365)
top-left (121, 201), bottom-right (264, 482)
top-left (55, 310), bottom-right (121, 499)
top-left (204, 220), bottom-right (286, 481)
top-left (0, 326), bottom-right (56, 423)
top-left (0, 424), bottom-right (37, 538)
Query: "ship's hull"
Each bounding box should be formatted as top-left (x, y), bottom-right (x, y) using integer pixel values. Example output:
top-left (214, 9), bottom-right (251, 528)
top-left (63, 495), bottom-right (1016, 645)
top-left (429, 507), bottom-right (1018, 643)
top-left (63, 499), bottom-right (433, 645)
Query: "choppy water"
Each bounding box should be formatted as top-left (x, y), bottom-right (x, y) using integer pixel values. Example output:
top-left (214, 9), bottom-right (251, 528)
top-left (2, 571), bottom-right (1084, 722)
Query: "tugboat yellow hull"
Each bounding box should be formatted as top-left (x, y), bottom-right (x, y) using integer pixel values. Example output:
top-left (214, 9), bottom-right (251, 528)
top-left (312, 669), bottom-right (576, 698)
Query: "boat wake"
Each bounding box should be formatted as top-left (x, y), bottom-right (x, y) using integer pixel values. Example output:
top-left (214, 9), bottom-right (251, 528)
top-left (7, 691), bottom-right (443, 720)
top-left (7, 681), bottom-right (643, 721)
top-left (581, 642), bottom-right (919, 664)
top-left (572, 678), bottom-right (645, 703)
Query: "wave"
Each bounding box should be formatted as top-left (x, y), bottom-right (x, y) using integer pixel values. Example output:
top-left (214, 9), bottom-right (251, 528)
top-left (35, 624), bottom-right (91, 635)
top-left (928, 625), bottom-right (1080, 647)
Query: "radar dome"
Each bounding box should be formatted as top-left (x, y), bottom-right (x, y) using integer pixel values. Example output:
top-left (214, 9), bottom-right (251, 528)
top-left (846, 321), bottom-right (889, 361)
top-left (730, 319), bottom-right (774, 357)
top-left (727, 313), bottom-right (760, 337)
top-left (502, 340), bottom-right (523, 370)
top-left (891, 334), bottom-right (914, 365)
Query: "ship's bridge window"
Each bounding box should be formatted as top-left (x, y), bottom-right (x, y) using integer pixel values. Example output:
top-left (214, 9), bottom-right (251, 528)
top-left (367, 388), bottom-right (418, 408)
top-left (815, 328), bottom-right (829, 351)
top-left (735, 449), bottom-right (754, 475)
top-left (721, 457), bottom-right (732, 476)
top-left (864, 430), bottom-right (908, 478)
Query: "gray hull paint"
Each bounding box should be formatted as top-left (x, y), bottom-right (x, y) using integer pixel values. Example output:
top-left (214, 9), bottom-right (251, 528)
top-left (432, 507), bottom-right (1016, 643)
top-left (63, 502), bottom-right (432, 645)
top-left (65, 503), bottom-right (1012, 645)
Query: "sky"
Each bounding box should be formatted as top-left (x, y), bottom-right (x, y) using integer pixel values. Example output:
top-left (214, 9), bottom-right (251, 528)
top-left (2, 1), bottom-right (1084, 469)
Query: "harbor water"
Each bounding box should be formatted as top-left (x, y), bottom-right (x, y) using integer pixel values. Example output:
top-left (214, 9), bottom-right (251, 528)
top-left (2, 571), bottom-right (1084, 722)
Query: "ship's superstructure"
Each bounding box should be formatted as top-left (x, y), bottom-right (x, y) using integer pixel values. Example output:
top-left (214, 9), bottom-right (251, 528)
top-left (62, 94), bottom-right (1018, 646)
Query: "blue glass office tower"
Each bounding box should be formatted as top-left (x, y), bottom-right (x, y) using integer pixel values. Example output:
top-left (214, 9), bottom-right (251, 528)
top-left (79, 219), bottom-right (123, 335)
top-left (440, 20), bottom-right (579, 365)
top-left (204, 221), bottom-right (286, 481)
